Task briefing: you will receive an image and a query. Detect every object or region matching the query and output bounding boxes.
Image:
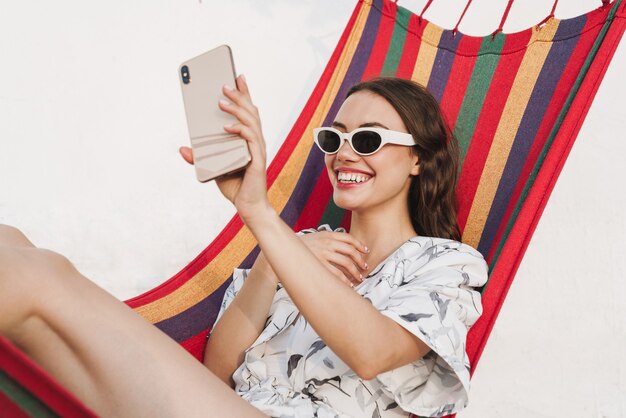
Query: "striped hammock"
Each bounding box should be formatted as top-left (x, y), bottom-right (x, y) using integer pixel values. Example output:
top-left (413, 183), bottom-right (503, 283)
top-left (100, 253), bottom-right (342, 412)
top-left (1, 0), bottom-right (624, 416)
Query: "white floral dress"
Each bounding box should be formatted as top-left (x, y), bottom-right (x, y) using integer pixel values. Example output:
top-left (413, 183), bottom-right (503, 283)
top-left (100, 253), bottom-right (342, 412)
top-left (212, 225), bottom-right (488, 417)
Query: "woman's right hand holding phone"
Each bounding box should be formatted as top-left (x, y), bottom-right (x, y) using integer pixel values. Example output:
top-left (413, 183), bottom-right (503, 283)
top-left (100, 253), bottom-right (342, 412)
top-left (180, 74), bottom-right (271, 223)
top-left (179, 76), bottom-right (367, 287)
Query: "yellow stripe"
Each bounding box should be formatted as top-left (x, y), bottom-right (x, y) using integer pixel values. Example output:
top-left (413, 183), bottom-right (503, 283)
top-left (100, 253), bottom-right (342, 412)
top-left (135, 2), bottom-right (373, 323)
top-left (411, 23), bottom-right (443, 87)
top-left (462, 20), bottom-right (560, 248)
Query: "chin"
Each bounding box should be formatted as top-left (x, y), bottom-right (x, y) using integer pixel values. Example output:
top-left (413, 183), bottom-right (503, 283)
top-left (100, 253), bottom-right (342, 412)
top-left (332, 191), bottom-right (366, 212)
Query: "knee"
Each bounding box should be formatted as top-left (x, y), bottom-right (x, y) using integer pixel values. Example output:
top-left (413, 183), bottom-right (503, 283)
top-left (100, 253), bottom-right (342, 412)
top-left (31, 248), bottom-right (79, 280)
top-left (0, 226), bottom-right (75, 278)
top-left (0, 224), bottom-right (35, 247)
top-left (0, 246), bottom-right (77, 289)
top-left (0, 247), bottom-right (78, 335)
top-left (0, 224), bottom-right (22, 235)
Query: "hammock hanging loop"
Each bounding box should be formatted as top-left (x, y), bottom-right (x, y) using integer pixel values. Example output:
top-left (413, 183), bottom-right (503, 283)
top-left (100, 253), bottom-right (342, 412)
top-left (535, 0), bottom-right (559, 30)
top-left (418, 0), bottom-right (434, 23)
top-left (452, 0), bottom-right (474, 36)
top-left (491, 0), bottom-right (515, 38)
top-left (396, 0), bottom-right (561, 38)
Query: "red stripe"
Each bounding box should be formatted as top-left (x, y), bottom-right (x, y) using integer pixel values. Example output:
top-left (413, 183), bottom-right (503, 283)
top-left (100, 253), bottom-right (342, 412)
top-left (456, 30), bottom-right (532, 235)
top-left (395, 13), bottom-right (426, 79)
top-left (0, 336), bottom-right (97, 417)
top-left (125, 0), bottom-right (365, 308)
top-left (361, 1), bottom-right (397, 81)
top-left (180, 329), bottom-right (211, 362)
top-left (486, 14), bottom-right (598, 263)
top-left (440, 36), bottom-right (482, 128)
top-left (292, 167), bottom-right (334, 232)
top-left (340, 210), bottom-right (353, 232)
top-left (0, 391), bottom-right (30, 418)
top-left (468, 2), bottom-right (626, 369)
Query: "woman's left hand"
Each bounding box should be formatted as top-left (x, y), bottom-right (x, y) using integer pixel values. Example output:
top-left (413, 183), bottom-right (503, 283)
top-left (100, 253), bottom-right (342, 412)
top-left (180, 74), bottom-right (271, 222)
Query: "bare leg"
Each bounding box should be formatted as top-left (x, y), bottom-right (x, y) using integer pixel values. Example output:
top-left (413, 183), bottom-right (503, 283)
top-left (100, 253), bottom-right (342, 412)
top-left (0, 225), bottom-right (264, 417)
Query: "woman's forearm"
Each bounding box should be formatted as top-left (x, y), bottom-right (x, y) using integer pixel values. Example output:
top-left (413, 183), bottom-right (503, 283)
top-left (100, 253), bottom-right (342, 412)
top-left (203, 253), bottom-right (278, 387)
top-left (243, 208), bottom-right (429, 380)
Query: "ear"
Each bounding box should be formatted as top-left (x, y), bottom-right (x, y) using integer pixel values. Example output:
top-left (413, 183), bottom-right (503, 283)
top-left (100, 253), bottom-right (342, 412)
top-left (410, 155), bottom-right (420, 176)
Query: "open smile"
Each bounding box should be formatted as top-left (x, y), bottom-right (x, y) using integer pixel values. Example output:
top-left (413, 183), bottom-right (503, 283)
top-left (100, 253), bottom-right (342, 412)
top-left (335, 170), bottom-right (373, 189)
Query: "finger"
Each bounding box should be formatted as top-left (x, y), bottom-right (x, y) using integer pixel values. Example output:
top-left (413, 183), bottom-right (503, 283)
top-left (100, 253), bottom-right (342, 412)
top-left (331, 232), bottom-right (369, 254)
top-left (326, 264), bottom-right (355, 288)
top-left (223, 123), bottom-right (266, 167)
top-left (220, 104), bottom-right (266, 162)
top-left (327, 253), bottom-right (363, 284)
top-left (223, 123), bottom-right (263, 151)
top-left (222, 84), bottom-right (258, 118)
top-left (334, 263), bottom-right (363, 287)
top-left (179, 146), bottom-right (194, 165)
top-left (236, 74), bottom-right (250, 97)
top-left (329, 241), bottom-right (368, 271)
top-left (219, 99), bottom-right (260, 131)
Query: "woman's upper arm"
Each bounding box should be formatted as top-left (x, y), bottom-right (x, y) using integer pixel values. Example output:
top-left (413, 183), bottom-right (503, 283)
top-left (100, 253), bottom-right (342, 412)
top-left (367, 242), bottom-right (487, 377)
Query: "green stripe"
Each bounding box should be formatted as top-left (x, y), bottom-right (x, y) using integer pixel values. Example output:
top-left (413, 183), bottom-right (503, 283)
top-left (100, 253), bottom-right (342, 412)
top-left (319, 199), bottom-right (346, 229)
top-left (454, 32), bottom-right (506, 165)
top-left (488, 0), bottom-right (622, 272)
top-left (381, 6), bottom-right (412, 76)
top-left (0, 370), bottom-right (59, 418)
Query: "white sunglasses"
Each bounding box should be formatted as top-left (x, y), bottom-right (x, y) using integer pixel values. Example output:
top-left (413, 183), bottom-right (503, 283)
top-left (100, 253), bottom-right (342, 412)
top-left (313, 127), bottom-right (416, 156)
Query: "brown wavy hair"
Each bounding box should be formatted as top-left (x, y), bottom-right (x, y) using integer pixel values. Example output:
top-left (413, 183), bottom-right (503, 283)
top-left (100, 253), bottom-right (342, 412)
top-left (345, 77), bottom-right (461, 241)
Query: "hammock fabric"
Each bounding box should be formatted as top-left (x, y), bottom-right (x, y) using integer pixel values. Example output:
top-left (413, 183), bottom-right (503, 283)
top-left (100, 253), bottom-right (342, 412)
top-left (1, 0), bottom-right (624, 416)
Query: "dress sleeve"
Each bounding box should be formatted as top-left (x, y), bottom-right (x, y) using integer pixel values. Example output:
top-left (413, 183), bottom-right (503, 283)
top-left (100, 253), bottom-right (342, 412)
top-left (374, 243), bottom-right (488, 417)
top-left (211, 268), bottom-right (250, 331)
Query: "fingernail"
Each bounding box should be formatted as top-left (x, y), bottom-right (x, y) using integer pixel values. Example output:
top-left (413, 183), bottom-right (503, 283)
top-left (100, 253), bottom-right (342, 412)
top-left (224, 123), bottom-right (234, 129)
top-left (223, 84), bottom-right (233, 91)
top-left (350, 283), bottom-right (354, 288)
top-left (364, 246), bottom-right (369, 253)
top-left (359, 273), bottom-right (363, 281)
top-left (240, 74), bottom-right (246, 83)
top-left (219, 99), bottom-right (229, 106)
top-left (364, 263), bottom-right (368, 270)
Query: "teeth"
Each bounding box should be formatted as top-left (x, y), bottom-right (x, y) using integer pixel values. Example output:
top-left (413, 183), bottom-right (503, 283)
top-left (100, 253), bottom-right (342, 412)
top-left (337, 172), bottom-right (371, 183)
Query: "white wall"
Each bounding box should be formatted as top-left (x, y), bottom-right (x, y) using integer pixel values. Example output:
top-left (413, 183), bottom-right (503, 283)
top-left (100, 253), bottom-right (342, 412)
top-left (0, 0), bottom-right (623, 416)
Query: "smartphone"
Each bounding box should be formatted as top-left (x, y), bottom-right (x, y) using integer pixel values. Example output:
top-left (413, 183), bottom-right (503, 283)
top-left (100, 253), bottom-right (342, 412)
top-left (179, 45), bottom-right (251, 182)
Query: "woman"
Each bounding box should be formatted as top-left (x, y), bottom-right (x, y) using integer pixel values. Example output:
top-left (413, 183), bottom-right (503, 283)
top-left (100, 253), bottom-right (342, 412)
top-left (0, 76), bottom-right (487, 417)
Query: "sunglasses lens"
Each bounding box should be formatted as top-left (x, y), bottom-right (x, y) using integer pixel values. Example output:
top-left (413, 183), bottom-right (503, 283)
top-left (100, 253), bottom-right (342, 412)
top-left (317, 130), bottom-right (341, 153)
top-left (352, 130), bottom-right (382, 154)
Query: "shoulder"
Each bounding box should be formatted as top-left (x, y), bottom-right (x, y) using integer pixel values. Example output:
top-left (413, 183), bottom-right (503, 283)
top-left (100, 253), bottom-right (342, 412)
top-left (404, 236), bottom-right (484, 259)
top-left (412, 237), bottom-right (486, 270)
top-left (376, 236), bottom-right (488, 289)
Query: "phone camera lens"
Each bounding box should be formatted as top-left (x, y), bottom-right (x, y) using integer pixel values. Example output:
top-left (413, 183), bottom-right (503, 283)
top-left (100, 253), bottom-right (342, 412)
top-left (181, 65), bottom-right (190, 84)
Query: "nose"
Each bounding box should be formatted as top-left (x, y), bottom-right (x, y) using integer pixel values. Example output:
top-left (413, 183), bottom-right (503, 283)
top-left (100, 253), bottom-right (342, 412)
top-left (336, 138), bottom-right (359, 161)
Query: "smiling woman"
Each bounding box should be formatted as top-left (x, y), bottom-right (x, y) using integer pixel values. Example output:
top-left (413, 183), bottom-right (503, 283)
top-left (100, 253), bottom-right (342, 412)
top-left (1, 0), bottom-right (624, 416)
top-left (326, 78), bottom-right (461, 242)
top-left (195, 76), bottom-right (488, 417)
top-left (0, 74), bottom-right (488, 417)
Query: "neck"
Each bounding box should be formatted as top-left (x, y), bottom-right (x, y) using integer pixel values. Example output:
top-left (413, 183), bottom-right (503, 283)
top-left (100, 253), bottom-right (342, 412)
top-left (348, 202), bottom-right (417, 274)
